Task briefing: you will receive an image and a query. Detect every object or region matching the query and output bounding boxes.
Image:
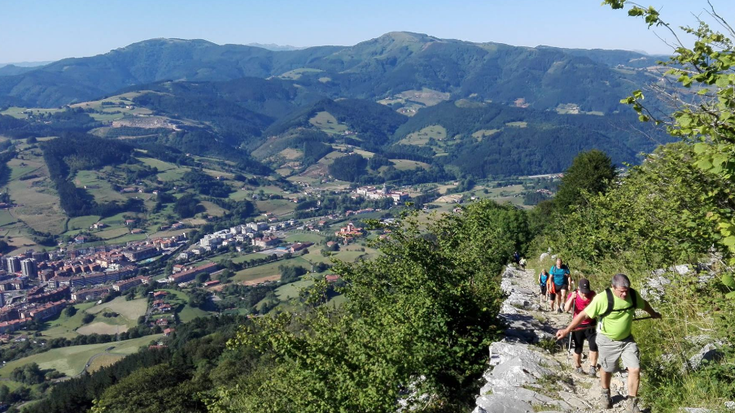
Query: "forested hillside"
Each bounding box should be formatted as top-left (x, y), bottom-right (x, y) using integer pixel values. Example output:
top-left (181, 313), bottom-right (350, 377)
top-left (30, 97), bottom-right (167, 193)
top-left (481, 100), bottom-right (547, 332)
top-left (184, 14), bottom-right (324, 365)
top-left (0, 32), bottom-right (658, 112)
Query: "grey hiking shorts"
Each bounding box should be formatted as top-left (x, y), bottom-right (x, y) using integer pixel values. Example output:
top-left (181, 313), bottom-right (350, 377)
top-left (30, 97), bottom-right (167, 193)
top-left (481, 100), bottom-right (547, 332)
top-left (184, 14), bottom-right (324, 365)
top-left (596, 333), bottom-right (640, 373)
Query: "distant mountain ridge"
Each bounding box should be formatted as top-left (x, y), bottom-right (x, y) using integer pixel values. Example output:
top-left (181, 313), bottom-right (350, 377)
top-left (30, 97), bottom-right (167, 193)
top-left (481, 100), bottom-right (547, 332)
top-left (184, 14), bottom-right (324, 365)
top-left (0, 32), bottom-right (661, 110)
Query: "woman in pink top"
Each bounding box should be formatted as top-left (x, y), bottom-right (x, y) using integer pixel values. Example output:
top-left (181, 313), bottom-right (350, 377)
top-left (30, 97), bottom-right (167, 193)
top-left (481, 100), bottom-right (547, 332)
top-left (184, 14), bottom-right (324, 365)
top-left (564, 278), bottom-right (598, 376)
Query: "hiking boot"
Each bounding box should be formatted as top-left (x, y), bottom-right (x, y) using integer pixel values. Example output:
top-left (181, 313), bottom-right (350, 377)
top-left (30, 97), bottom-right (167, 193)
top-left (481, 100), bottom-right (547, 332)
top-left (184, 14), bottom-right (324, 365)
top-left (574, 366), bottom-right (584, 375)
top-left (587, 365), bottom-right (597, 377)
top-left (626, 396), bottom-right (641, 413)
top-left (600, 389), bottom-right (612, 409)
top-left (558, 308), bottom-right (563, 314)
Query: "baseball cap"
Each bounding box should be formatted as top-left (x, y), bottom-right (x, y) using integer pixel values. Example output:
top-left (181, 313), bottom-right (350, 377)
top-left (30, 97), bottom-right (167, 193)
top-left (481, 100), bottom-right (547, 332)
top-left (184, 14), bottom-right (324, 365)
top-left (578, 278), bottom-right (591, 294)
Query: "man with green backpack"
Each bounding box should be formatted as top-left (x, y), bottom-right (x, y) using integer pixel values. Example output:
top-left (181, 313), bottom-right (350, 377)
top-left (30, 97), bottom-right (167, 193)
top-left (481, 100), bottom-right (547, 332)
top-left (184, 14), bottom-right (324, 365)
top-left (555, 274), bottom-right (661, 412)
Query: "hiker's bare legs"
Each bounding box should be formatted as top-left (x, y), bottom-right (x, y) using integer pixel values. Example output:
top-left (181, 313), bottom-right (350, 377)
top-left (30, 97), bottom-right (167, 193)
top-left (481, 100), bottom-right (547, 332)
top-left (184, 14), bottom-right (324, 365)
top-left (590, 351), bottom-right (599, 368)
top-left (560, 288), bottom-right (568, 310)
top-left (628, 367), bottom-right (640, 397)
top-left (600, 369), bottom-right (612, 391)
top-left (573, 353), bottom-right (582, 368)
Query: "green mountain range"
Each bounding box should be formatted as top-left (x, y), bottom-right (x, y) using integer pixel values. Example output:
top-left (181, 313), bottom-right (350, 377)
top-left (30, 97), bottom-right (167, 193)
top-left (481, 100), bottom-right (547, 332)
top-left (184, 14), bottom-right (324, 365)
top-left (0, 32), bottom-right (663, 111)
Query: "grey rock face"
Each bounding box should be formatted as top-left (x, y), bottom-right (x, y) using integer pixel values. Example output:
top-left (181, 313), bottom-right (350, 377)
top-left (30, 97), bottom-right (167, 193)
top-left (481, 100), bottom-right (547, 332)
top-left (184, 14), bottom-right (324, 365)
top-left (688, 343), bottom-right (723, 371)
top-left (473, 342), bottom-right (575, 413)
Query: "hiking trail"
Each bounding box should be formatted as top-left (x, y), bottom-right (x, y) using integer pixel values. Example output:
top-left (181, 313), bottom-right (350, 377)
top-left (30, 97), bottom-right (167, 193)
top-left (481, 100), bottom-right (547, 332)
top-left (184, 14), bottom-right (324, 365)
top-left (471, 265), bottom-right (640, 413)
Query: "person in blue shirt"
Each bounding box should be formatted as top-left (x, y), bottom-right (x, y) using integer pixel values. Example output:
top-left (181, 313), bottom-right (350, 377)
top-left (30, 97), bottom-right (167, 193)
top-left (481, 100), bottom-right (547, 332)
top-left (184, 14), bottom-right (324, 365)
top-left (549, 257), bottom-right (572, 313)
top-left (538, 269), bottom-right (553, 310)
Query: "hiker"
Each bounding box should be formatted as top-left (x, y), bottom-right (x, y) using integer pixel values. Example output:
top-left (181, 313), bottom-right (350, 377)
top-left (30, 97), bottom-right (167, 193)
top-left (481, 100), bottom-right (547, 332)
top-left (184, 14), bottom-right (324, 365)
top-left (549, 258), bottom-right (571, 313)
top-left (513, 251), bottom-right (521, 264)
top-left (538, 269), bottom-right (551, 309)
top-left (564, 278), bottom-right (598, 376)
top-left (555, 274), bottom-right (661, 412)
top-left (519, 257), bottom-right (527, 269)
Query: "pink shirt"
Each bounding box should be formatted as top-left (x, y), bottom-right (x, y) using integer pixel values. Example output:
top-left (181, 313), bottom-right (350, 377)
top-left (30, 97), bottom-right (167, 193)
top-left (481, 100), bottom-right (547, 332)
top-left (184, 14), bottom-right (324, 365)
top-left (572, 291), bottom-right (596, 326)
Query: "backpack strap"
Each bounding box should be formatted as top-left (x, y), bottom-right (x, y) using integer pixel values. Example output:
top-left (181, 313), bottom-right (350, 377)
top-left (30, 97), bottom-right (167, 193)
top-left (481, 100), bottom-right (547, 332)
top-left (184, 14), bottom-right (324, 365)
top-left (599, 288), bottom-right (637, 321)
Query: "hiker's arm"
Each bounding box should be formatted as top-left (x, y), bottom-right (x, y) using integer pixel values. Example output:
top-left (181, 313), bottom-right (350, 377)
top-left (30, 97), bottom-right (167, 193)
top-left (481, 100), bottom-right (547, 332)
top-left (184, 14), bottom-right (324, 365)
top-left (563, 291), bottom-right (576, 312)
top-left (555, 311), bottom-right (589, 339)
top-left (642, 300), bottom-right (662, 319)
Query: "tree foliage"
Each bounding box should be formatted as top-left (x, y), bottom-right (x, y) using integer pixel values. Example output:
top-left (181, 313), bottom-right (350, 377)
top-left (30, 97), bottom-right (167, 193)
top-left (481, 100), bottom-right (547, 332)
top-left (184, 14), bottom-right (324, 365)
top-left (604, 0), bottom-right (735, 263)
top-left (554, 149), bottom-right (617, 210)
top-left (327, 154), bottom-right (368, 181)
top-left (208, 200), bottom-right (530, 412)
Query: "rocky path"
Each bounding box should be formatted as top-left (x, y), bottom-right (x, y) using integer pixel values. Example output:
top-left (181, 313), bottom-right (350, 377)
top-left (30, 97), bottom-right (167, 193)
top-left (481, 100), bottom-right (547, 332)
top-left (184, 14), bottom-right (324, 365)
top-left (472, 265), bottom-right (639, 413)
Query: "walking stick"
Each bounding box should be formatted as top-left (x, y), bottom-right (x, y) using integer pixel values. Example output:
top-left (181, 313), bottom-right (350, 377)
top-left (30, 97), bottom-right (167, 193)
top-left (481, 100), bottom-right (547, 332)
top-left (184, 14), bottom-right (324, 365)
top-left (567, 293), bottom-right (575, 367)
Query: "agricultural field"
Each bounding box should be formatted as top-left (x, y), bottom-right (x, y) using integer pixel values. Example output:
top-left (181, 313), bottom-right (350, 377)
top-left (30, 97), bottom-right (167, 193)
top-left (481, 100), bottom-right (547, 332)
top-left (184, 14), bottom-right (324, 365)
top-left (275, 277), bottom-right (314, 300)
top-left (158, 289), bottom-right (211, 323)
top-left (39, 302), bottom-right (97, 340)
top-left (3, 148), bottom-right (67, 235)
top-left (0, 106), bottom-right (63, 119)
top-left (0, 210), bottom-right (18, 226)
top-left (67, 215), bottom-right (101, 231)
top-left (309, 111), bottom-right (348, 134)
top-left (231, 256), bottom-right (311, 283)
top-left (77, 322), bottom-right (128, 335)
top-left (199, 201), bottom-right (227, 218)
top-left (283, 232), bottom-right (325, 244)
top-left (96, 227), bottom-right (132, 240)
top-left (277, 68), bottom-right (323, 80)
top-left (471, 129), bottom-right (500, 140)
top-left (390, 159), bottom-right (431, 171)
top-left (156, 165), bottom-right (190, 182)
top-left (255, 199), bottom-right (296, 217)
top-left (398, 125), bottom-right (447, 146)
top-left (87, 353), bottom-right (125, 373)
top-left (85, 297), bottom-right (147, 322)
top-left (137, 157), bottom-right (177, 172)
top-left (0, 335), bottom-right (162, 379)
top-left (214, 252), bottom-right (262, 265)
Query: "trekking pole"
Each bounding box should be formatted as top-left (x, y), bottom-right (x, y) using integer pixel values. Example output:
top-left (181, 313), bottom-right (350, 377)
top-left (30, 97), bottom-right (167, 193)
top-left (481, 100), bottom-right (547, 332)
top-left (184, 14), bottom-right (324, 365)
top-left (632, 316), bottom-right (656, 321)
top-left (567, 294), bottom-right (575, 367)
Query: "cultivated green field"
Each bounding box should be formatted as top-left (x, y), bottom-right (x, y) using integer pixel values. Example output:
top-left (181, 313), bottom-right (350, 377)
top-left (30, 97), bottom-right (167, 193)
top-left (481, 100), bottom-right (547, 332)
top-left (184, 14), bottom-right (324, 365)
top-left (214, 252), bottom-right (263, 265)
top-left (138, 157), bottom-right (177, 171)
top-left (255, 199), bottom-right (296, 217)
top-left (200, 201), bottom-right (227, 217)
top-left (232, 257), bottom-right (311, 283)
top-left (96, 227), bottom-right (131, 240)
top-left (284, 232), bottom-right (325, 244)
top-left (157, 166), bottom-right (190, 182)
top-left (398, 125), bottom-right (447, 146)
top-left (276, 278), bottom-right (314, 300)
top-left (0, 106), bottom-right (62, 119)
top-left (277, 68), bottom-right (323, 80)
top-left (158, 289), bottom-right (212, 323)
top-left (4, 153), bottom-right (66, 235)
top-left (67, 215), bottom-right (101, 231)
top-left (76, 322), bottom-right (128, 335)
top-left (390, 159), bottom-right (431, 171)
top-left (87, 353), bottom-right (125, 373)
top-left (471, 129), bottom-right (500, 140)
top-left (40, 302), bottom-right (97, 340)
top-left (0, 210), bottom-right (17, 226)
top-left (0, 335), bottom-right (162, 378)
top-left (86, 297), bottom-right (147, 320)
top-left (309, 111), bottom-right (348, 134)
top-left (74, 170), bottom-right (127, 204)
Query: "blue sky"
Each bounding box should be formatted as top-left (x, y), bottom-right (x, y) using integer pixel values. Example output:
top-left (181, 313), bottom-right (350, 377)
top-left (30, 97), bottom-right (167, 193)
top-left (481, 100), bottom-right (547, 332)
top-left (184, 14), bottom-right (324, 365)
top-left (1, 0), bottom-right (731, 64)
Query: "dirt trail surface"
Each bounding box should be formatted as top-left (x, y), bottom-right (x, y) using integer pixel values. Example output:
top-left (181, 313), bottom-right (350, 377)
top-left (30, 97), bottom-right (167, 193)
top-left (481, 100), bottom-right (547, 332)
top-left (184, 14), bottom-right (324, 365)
top-left (471, 265), bottom-right (643, 413)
